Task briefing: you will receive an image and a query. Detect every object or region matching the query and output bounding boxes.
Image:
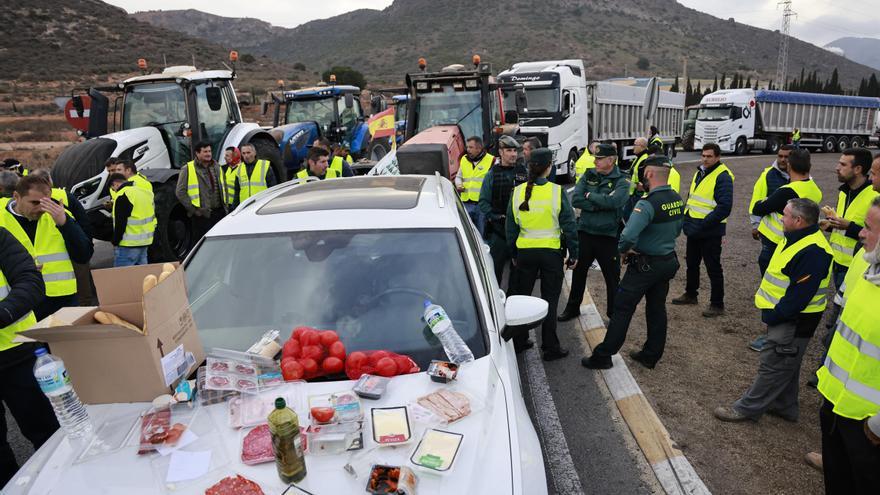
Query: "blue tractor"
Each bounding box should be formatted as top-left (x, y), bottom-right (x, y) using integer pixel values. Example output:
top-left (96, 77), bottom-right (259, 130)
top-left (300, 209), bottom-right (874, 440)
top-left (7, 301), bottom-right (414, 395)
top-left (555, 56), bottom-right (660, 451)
top-left (269, 84), bottom-right (370, 176)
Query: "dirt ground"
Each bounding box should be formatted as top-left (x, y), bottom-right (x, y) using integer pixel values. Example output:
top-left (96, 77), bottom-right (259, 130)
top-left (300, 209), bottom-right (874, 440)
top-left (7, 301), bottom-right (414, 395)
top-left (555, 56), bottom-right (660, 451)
top-left (586, 152), bottom-right (851, 495)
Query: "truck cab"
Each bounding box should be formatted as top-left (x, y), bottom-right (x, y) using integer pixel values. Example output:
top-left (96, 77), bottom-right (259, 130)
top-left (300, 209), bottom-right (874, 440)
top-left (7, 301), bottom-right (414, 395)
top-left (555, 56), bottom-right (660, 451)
top-left (694, 89), bottom-right (757, 154)
top-left (498, 60), bottom-right (588, 182)
top-left (271, 85), bottom-right (369, 175)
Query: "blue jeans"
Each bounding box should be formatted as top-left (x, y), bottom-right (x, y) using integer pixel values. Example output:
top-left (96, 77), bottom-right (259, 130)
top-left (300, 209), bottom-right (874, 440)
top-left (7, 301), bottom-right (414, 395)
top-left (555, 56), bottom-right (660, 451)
top-left (463, 201), bottom-right (486, 236)
top-left (114, 246), bottom-right (149, 267)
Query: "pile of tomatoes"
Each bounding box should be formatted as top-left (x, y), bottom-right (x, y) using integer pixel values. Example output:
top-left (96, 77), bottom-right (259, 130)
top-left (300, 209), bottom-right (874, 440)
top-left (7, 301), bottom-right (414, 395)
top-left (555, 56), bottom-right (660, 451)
top-left (279, 326), bottom-right (420, 381)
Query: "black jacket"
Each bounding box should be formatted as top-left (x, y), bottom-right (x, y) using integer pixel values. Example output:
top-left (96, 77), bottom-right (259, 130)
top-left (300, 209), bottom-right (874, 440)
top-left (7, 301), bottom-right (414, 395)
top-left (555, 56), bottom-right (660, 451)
top-left (0, 227), bottom-right (44, 329)
top-left (111, 182), bottom-right (135, 246)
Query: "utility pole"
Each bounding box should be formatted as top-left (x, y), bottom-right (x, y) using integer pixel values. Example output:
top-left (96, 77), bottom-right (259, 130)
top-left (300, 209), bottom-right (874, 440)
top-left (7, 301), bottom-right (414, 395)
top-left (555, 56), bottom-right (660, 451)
top-left (775, 1), bottom-right (797, 90)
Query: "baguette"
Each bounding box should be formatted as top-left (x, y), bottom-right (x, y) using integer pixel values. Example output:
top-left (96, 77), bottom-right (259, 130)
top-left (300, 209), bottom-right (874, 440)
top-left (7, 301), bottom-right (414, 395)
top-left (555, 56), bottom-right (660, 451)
top-left (162, 263), bottom-right (176, 273)
top-left (158, 270), bottom-right (173, 283)
top-left (143, 274), bottom-right (158, 294)
top-left (821, 205), bottom-right (837, 218)
top-left (94, 311), bottom-right (143, 333)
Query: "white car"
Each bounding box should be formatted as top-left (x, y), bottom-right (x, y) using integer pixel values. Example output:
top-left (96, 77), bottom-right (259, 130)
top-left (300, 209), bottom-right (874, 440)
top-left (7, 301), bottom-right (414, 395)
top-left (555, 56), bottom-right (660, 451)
top-left (10, 175), bottom-right (550, 494)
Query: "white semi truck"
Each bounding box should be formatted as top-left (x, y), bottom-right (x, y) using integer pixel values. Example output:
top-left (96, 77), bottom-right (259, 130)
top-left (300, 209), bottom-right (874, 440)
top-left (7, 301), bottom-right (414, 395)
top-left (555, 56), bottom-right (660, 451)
top-left (695, 88), bottom-right (880, 155)
top-left (499, 60), bottom-right (684, 179)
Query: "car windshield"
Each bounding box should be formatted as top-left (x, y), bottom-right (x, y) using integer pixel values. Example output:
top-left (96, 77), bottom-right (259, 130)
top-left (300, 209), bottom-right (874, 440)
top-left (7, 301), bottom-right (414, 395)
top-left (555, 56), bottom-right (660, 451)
top-left (502, 87), bottom-right (560, 114)
top-left (697, 106), bottom-right (732, 121)
top-left (185, 229), bottom-right (487, 373)
top-left (123, 82), bottom-right (187, 129)
top-left (414, 89), bottom-right (483, 143)
top-left (286, 98), bottom-right (337, 128)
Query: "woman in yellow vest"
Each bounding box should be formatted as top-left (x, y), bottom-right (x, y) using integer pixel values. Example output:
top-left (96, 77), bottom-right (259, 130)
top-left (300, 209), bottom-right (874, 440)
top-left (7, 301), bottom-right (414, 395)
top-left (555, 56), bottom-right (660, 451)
top-left (506, 148), bottom-right (579, 360)
top-left (816, 197), bottom-right (880, 492)
top-left (0, 227), bottom-right (60, 486)
top-left (0, 176), bottom-right (93, 319)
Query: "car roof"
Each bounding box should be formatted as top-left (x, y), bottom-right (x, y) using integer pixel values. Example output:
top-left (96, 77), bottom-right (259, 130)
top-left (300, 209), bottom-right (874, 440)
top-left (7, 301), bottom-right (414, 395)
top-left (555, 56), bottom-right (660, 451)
top-left (209, 175), bottom-right (464, 237)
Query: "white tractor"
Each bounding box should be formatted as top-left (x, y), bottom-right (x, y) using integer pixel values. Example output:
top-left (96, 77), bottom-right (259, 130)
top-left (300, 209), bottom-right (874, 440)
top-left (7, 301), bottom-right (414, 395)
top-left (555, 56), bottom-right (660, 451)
top-left (53, 55), bottom-right (282, 260)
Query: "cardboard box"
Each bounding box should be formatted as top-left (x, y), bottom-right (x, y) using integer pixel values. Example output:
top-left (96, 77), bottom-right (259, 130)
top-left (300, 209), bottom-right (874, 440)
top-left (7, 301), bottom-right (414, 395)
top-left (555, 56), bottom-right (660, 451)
top-left (19, 263), bottom-right (205, 405)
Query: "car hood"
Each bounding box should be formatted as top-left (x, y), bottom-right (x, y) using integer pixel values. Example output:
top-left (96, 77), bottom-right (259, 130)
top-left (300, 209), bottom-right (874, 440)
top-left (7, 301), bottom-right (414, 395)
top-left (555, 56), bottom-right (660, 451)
top-left (290, 355), bottom-right (515, 494)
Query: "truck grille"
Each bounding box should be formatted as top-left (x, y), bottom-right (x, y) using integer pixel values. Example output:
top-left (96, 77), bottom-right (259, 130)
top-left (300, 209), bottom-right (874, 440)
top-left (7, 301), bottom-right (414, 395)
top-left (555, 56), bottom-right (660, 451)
top-left (701, 127), bottom-right (717, 144)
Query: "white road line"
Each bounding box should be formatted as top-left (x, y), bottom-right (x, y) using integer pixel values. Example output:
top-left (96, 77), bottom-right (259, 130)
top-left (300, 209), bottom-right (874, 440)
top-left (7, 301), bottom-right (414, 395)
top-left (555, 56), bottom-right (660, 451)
top-left (522, 332), bottom-right (585, 495)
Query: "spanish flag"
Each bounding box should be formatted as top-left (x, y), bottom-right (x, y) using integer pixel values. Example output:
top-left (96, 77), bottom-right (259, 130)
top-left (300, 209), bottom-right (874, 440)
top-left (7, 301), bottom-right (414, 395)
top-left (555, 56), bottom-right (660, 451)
top-left (367, 107), bottom-right (395, 139)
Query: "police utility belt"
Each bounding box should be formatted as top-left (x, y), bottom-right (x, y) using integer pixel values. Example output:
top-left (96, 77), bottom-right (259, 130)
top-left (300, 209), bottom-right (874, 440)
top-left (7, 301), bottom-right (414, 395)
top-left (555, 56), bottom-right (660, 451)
top-left (623, 252), bottom-right (676, 272)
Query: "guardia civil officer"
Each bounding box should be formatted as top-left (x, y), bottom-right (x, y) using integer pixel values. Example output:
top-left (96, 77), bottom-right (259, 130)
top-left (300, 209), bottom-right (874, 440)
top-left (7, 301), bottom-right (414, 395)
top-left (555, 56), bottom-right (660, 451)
top-left (582, 155), bottom-right (684, 370)
top-left (507, 148), bottom-right (579, 360)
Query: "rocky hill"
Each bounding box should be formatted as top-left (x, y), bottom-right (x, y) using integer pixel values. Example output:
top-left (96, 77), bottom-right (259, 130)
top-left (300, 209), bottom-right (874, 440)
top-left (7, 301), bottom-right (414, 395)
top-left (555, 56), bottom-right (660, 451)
top-left (825, 37), bottom-right (880, 72)
top-left (133, 0), bottom-right (877, 87)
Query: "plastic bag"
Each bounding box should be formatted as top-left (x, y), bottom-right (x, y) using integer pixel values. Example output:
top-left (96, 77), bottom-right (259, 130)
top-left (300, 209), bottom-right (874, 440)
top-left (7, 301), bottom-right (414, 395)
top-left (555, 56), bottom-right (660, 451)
top-left (280, 327), bottom-right (347, 381)
top-left (344, 350), bottom-right (420, 380)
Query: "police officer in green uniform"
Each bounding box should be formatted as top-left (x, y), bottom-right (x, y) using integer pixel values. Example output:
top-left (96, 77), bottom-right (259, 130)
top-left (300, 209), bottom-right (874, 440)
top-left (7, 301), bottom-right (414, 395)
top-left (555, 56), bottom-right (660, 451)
top-left (507, 148), bottom-right (579, 359)
top-left (582, 155), bottom-right (684, 370)
top-left (479, 136), bottom-right (528, 286)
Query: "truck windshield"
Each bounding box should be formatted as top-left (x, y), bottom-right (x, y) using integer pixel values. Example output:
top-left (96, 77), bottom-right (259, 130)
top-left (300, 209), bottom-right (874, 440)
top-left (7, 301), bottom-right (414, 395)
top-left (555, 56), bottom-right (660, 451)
top-left (414, 89), bottom-right (483, 143)
top-left (123, 82), bottom-right (187, 129)
top-left (185, 229), bottom-right (487, 372)
top-left (287, 98), bottom-right (337, 129)
top-left (697, 106), bottom-right (733, 121)
top-left (502, 87), bottom-right (560, 113)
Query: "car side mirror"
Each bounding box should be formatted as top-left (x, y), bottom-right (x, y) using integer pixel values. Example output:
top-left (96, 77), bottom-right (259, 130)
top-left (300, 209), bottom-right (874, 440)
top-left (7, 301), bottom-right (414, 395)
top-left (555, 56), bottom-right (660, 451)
top-left (345, 93), bottom-right (354, 109)
top-left (500, 295), bottom-right (548, 341)
top-left (206, 87), bottom-right (223, 111)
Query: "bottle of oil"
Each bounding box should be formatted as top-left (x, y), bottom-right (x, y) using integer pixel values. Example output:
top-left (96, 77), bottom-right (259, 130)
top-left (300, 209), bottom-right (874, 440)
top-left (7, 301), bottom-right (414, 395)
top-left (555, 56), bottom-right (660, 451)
top-left (267, 397), bottom-right (306, 483)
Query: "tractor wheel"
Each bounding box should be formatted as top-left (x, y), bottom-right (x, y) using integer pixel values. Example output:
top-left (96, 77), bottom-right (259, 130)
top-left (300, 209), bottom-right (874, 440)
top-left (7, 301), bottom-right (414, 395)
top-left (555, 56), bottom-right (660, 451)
top-left (50, 138), bottom-right (116, 189)
top-left (250, 138), bottom-right (286, 183)
top-left (148, 181), bottom-right (192, 262)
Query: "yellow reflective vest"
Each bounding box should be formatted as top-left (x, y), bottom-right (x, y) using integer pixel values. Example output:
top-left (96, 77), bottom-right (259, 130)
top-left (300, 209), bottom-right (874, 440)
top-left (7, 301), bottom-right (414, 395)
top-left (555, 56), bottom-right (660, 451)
top-left (296, 165), bottom-right (341, 180)
top-left (0, 267), bottom-right (38, 351)
top-left (185, 161), bottom-right (226, 209)
top-left (630, 154), bottom-right (680, 195)
top-left (223, 165), bottom-right (240, 206)
top-left (114, 185), bottom-right (156, 247)
top-left (0, 198), bottom-right (76, 297)
top-left (574, 149), bottom-right (595, 182)
top-left (754, 229), bottom-right (832, 313)
top-left (829, 186), bottom-right (879, 267)
top-left (458, 153), bottom-right (494, 202)
top-left (511, 182), bottom-right (562, 250)
top-left (238, 160), bottom-right (271, 201)
top-left (131, 173), bottom-right (153, 193)
top-left (758, 179), bottom-right (823, 244)
top-left (792, 130), bottom-right (801, 142)
top-left (817, 250), bottom-right (880, 420)
top-left (685, 164), bottom-right (734, 221)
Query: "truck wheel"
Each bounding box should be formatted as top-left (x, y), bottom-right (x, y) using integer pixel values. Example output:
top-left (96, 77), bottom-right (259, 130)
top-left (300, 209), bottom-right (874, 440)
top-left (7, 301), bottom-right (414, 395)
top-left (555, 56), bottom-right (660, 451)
top-left (249, 138), bottom-right (286, 182)
top-left (734, 137), bottom-right (748, 156)
top-left (850, 136), bottom-right (864, 148)
top-left (682, 130), bottom-right (695, 151)
top-left (836, 136), bottom-right (850, 152)
top-left (764, 137), bottom-right (780, 154)
top-left (368, 140), bottom-right (390, 161)
top-left (148, 181), bottom-right (192, 262)
top-left (822, 136), bottom-right (837, 153)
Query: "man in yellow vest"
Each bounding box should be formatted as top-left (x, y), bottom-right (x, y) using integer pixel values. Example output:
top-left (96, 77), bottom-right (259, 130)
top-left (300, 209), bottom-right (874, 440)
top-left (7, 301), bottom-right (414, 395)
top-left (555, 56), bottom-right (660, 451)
top-left (574, 141), bottom-right (599, 182)
top-left (625, 138), bottom-right (680, 219)
top-left (815, 196), bottom-right (880, 491)
top-left (311, 138), bottom-right (354, 178)
top-left (297, 147), bottom-right (338, 180)
top-left (116, 159), bottom-right (153, 194)
top-left (237, 143), bottom-right (278, 203)
top-left (672, 143), bottom-right (734, 317)
top-left (0, 176), bottom-right (92, 319)
top-left (174, 141), bottom-right (227, 254)
top-left (749, 149), bottom-right (823, 350)
top-left (108, 173), bottom-right (155, 266)
top-left (222, 146), bottom-right (242, 208)
top-left (749, 145), bottom-right (792, 274)
top-left (791, 127), bottom-right (801, 149)
top-left (458, 136), bottom-right (494, 235)
top-left (648, 125), bottom-right (663, 150)
top-left (27, 169), bottom-right (93, 240)
top-left (873, 153), bottom-right (880, 193)
top-left (0, 227), bottom-right (59, 486)
top-left (715, 198), bottom-right (832, 423)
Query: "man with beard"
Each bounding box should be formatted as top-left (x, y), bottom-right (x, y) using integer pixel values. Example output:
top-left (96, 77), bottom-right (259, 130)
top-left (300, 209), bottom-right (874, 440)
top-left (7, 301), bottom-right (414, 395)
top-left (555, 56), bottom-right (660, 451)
top-left (458, 136), bottom-right (494, 234)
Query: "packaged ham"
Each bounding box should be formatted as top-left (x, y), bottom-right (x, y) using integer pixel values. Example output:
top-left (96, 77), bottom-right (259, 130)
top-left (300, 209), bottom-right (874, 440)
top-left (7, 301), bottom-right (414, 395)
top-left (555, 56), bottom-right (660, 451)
top-left (240, 424), bottom-right (274, 465)
top-left (204, 355), bottom-right (282, 393)
top-left (415, 389), bottom-right (471, 424)
top-left (204, 474), bottom-right (265, 495)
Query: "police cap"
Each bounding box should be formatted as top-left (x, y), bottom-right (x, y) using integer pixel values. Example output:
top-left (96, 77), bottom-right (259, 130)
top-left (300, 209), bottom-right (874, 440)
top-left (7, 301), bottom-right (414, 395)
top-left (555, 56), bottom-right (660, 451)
top-left (529, 148), bottom-right (553, 167)
top-left (594, 143), bottom-right (616, 158)
top-left (643, 154), bottom-right (673, 168)
top-left (497, 135), bottom-right (521, 149)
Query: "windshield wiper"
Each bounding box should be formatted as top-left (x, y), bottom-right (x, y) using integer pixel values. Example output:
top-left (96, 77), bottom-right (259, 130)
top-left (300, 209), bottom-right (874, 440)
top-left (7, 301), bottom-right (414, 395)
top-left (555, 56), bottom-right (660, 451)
top-left (456, 103), bottom-right (482, 127)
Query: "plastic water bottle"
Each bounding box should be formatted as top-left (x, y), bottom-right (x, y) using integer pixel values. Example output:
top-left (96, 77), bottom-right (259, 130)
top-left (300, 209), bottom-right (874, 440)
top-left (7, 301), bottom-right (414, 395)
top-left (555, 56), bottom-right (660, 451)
top-left (423, 300), bottom-right (474, 364)
top-left (33, 348), bottom-right (93, 440)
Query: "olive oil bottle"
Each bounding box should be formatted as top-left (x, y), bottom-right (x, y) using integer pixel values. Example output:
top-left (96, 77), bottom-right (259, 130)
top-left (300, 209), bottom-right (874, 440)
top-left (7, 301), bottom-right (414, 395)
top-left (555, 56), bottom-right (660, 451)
top-left (267, 397), bottom-right (306, 483)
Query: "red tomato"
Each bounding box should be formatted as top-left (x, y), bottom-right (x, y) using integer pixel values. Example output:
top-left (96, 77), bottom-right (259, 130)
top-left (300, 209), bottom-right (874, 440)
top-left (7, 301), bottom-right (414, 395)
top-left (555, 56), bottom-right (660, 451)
top-left (328, 341), bottom-right (346, 359)
top-left (281, 359), bottom-right (304, 381)
top-left (282, 339), bottom-right (301, 359)
top-left (347, 351), bottom-right (367, 370)
top-left (322, 357), bottom-right (344, 374)
top-left (375, 357), bottom-right (398, 377)
top-left (310, 407), bottom-right (335, 423)
top-left (291, 326), bottom-right (312, 341)
top-left (301, 345), bottom-right (324, 362)
top-left (299, 358), bottom-right (318, 376)
top-left (393, 356), bottom-right (415, 375)
top-left (369, 350), bottom-right (391, 365)
top-left (303, 331), bottom-right (322, 346)
top-left (319, 330), bottom-right (339, 347)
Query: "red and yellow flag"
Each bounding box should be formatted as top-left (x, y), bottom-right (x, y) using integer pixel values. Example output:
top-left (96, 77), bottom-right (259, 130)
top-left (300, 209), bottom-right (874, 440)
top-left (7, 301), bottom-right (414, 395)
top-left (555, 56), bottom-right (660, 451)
top-left (367, 107), bottom-right (395, 138)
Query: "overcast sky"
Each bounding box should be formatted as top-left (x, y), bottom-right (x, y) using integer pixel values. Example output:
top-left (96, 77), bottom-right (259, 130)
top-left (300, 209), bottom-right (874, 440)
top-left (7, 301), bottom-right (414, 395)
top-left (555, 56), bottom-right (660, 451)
top-left (107, 0), bottom-right (878, 47)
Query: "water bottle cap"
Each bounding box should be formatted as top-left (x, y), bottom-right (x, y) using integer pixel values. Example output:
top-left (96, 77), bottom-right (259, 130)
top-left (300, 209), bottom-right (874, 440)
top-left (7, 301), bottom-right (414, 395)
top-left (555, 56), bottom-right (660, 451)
top-left (34, 347), bottom-right (47, 357)
top-left (275, 397), bottom-right (286, 409)
top-left (423, 299), bottom-right (431, 308)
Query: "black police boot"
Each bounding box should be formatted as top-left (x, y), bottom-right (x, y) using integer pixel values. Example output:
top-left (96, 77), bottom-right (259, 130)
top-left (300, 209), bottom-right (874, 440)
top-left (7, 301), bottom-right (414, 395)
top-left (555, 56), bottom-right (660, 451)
top-left (671, 293), bottom-right (698, 305)
top-left (542, 347), bottom-right (569, 361)
top-left (557, 305), bottom-right (580, 322)
top-left (628, 350), bottom-right (657, 369)
top-left (581, 354), bottom-right (613, 369)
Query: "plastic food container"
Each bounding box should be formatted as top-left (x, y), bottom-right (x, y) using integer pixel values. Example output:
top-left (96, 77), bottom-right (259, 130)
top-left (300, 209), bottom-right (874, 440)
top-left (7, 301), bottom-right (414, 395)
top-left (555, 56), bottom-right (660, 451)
top-left (371, 407), bottom-right (412, 446)
top-left (427, 361), bottom-right (458, 383)
top-left (409, 429), bottom-right (463, 474)
top-left (365, 465), bottom-right (418, 494)
top-left (354, 375), bottom-right (390, 400)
